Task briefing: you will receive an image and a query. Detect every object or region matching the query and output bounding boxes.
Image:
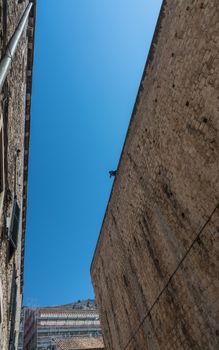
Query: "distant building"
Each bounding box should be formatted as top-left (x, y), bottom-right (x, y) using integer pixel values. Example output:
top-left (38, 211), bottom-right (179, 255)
top-left (0, 1), bottom-right (36, 349)
top-left (23, 300), bottom-right (103, 350)
top-left (54, 336), bottom-right (104, 350)
top-left (18, 307), bottom-right (26, 350)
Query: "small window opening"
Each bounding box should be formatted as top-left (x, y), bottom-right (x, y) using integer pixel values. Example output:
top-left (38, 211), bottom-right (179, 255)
top-left (8, 198), bottom-right (20, 258)
top-left (9, 269), bottom-right (17, 350)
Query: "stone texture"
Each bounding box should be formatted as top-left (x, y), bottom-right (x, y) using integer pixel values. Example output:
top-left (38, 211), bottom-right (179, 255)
top-left (91, 1), bottom-right (219, 349)
top-left (0, 1), bottom-right (35, 349)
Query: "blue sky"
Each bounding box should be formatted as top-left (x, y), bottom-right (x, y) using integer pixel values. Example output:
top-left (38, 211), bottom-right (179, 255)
top-left (24, 0), bottom-right (162, 307)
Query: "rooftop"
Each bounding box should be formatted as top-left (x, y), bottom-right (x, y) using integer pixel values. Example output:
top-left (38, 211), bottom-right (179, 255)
top-left (55, 336), bottom-right (104, 350)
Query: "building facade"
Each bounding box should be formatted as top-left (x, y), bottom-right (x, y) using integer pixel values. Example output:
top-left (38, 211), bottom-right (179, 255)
top-left (91, 1), bottom-right (219, 349)
top-left (18, 307), bottom-right (25, 350)
top-left (23, 300), bottom-right (103, 350)
top-left (0, 1), bottom-right (36, 349)
top-left (54, 336), bottom-right (104, 350)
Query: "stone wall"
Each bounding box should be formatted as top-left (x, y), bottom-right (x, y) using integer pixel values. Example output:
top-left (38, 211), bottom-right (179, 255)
top-left (91, 1), bottom-right (219, 349)
top-left (0, 1), bottom-right (35, 349)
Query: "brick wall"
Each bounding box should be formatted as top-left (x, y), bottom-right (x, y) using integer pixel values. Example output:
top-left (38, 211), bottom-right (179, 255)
top-left (91, 1), bottom-right (219, 349)
top-left (0, 1), bottom-right (35, 348)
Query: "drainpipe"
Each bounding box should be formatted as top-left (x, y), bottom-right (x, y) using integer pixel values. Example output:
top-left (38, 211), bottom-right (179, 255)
top-left (0, 2), bottom-right (33, 92)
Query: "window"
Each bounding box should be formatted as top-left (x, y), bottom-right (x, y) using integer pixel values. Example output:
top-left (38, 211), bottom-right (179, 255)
top-left (9, 269), bottom-right (17, 350)
top-left (7, 198), bottom-right (20, 258)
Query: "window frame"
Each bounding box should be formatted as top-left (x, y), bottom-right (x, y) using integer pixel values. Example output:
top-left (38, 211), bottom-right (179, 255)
top-left (7, 197), bottom-right (20, 260)
top-left (9, 268), bottom-right (17, 350)
top-left (8, 198), bottom-right (20, 249)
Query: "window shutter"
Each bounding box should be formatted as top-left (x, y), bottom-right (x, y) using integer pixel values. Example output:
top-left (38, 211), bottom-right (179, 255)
top-left (8, 198), bottom-right (20, 249)
top-left (9, 269), bottom-right (17, 350)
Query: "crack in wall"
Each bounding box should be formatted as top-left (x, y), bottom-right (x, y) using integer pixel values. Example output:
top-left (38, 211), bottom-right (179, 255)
top-left (124, 202), bottom-right (219, 349)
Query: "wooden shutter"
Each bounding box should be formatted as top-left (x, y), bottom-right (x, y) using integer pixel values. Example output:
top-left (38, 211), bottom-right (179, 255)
top-left (9, 269), bottom-right (17, 350)
top-left (9, 199), bottom-right (20, 249)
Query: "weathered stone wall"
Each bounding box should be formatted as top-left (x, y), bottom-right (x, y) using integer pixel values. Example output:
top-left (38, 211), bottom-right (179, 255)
top-left (91, 1), bottom-right (219, 349)
top-left (0, 1), bottom-right (35, 349)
